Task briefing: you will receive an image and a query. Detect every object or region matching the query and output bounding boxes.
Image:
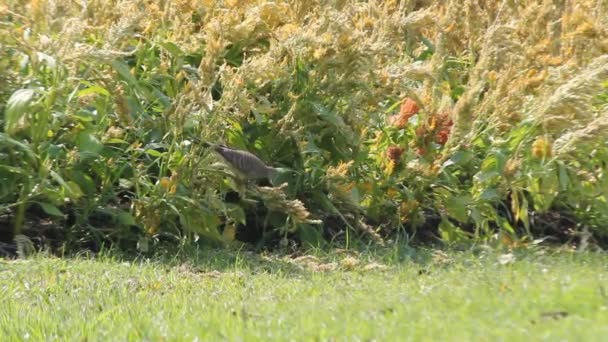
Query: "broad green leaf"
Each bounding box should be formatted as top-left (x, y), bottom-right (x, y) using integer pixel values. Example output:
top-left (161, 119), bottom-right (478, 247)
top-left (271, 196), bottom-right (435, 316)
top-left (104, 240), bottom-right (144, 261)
top-left (0, 133), bottom-right (38, 163)
top-left (225, 203), bottom-right (246, 225)
top-left (65, 181), bottom-right (84, 200)
top-left (507, 122), bottom-right (534, 150)
top-left (5, 88), bottom-right (36, 136)
top-left (117, 211), bottom-right (137, 226)
top-left (152, 88), bottom-right (171, 108)
top-left (496, 216), bottom-right (515, 234)
top-left (77, 132), bottom-right (103, 156)
top-left (444, 195), bottom-right (469, 223)
top-left (111, 59), bottom-right (138, 86)
top-left (313, 102), bottom-right (346, 127)
top-left (443, 150), bottom-right (473, 168)
top-left (297, 224), bottom-right (325, 248)
top-left (474, 170), bottom-right (500, 183)
top-left (0, 165), bottom-right (26, 174)
top-left (77, 85), bottom-right (110, 98)
top-left (144, 149), bottom-right (164, 157)
top-left (179, 207), bottom-right (222, 241)
top-left (438, 219), bottom-right (468, 243)
top-left (480, 154), bottom-right (498, 171)
top-left (49, 171), bottom-right (83, 200)
top-left (479, 188), bottom-right (499, 201)
top-left (69, 170), bottom-right (96, 195)
top-left (39, 202), bottom-right (64, 217)
top-left (46, 144), bottom-right (66, 159)
top-left (160, 42), bottom-right (184, 57)
top-left (105, 138), bottom-right (129, 144)
top-left (470, 207), bottom-right (484, 227)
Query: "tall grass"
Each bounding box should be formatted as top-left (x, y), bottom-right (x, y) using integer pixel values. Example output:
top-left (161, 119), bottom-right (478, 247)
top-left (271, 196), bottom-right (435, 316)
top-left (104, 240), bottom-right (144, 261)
top-left (1, 0), bottom-right (607, 252)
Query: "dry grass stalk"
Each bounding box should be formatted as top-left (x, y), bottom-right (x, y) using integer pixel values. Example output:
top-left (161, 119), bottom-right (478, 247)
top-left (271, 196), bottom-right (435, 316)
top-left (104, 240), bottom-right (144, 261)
top-left (254, 185), bottom-right (321, 225)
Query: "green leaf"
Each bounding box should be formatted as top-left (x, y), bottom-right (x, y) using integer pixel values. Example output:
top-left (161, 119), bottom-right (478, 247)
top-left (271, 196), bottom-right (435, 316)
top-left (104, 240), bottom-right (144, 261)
top-left (520, 196), bottom-right (530, 233)
top-left (144, 149), bottom-right (164, 157)
top-left (438, 219), bottom-right (468, 243)
top-left (179, 208), bottom-right (222, 241)
top-left (152, 88), bottom-right (171, 108)
top-left (160, 42), bottom-right (184, 57)
top-left (444, 150), bottom-right (473, 168)
top-left (105, 138), bottom-right (129, 144)
top-left (0, 165), bottom-right (26, 174)
top-left (69, 170), bottom-right (96, 195)
top-left (0, 133), bottom-right (38, 163)
top-left (225, 203), bottom-right (246, 225)
top-left (49, 171), bottom-right (83, 200)
top-left (444, 195), bottom-right (469, 223)
top-left (479, 188), bottom-right (499, 201)
top-left (111, 59), bottom-right (138, 86)
top-left (313, 102), bottom-right (346, 127)
top-left (297, 224), bottom-right (325, 248)
top-left (65, 181), bottom-right (84, 200)
top-left (475, 170), bottom-right (500, 183)
top-left (496, 216), bottom-right (515, 234)
top-left (117, 211), bottom-right (137, 226)
top-left (39, 202), bottom-right (64, 217)
top-left (77, 132), bottom-right (104, 156)
top-left (4, 88), bottom-right (36, 136)
top-left (46, 144), bottom-right (66, 159)
top-left (558, 162), bottom-right (569, 191)
top-left (77, 85), bottom-right (110, 98)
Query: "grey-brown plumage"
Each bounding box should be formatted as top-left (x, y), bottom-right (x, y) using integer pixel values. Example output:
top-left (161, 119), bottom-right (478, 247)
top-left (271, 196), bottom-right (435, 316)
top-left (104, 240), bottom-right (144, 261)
top-left (205, 143), bottom-right (278, 181)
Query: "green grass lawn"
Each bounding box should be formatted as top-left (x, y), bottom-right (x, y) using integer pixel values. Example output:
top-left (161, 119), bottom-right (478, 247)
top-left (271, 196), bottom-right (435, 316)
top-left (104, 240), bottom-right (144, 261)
top-left (0, 247), bottom-right (606, 341)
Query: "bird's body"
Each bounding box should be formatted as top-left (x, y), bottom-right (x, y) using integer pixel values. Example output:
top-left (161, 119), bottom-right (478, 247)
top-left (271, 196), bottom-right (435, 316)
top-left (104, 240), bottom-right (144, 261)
top-left (202, 141), bottom-right (294, 191)
top-left (212, 144), bottom-right (278, 181)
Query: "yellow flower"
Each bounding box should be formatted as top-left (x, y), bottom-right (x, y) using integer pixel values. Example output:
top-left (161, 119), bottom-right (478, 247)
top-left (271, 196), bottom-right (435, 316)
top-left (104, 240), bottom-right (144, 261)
top-left (399, 200), bottom-right (419, 221)
top-left (532, 136), bottom-right (552, 159)
top-left (105, 126), bottom-right (125, 139)
top-left (327, 161), bottom-right (354, 179)
top-left (385, 160), bottom-right (396, 176)
top-left (504, 158), bottom-right (520, 178)
top-left (387, 188), bottom-right (399, 199)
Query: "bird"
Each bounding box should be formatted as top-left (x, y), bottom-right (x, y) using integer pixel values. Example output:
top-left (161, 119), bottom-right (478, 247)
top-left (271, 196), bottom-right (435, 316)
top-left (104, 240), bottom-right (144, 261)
top-left (202, 142), bottom-right (292, 187)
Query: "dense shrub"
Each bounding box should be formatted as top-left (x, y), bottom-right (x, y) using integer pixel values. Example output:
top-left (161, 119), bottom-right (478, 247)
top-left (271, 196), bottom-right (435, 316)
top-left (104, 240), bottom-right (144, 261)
top-left (1, 0), bottom-right (607, 252)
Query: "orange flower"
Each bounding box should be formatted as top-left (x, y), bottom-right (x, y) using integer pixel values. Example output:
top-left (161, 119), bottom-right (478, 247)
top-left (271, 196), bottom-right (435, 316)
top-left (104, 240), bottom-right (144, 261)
top-left (159, 177), bottom-right (171, 190)
top-left (415, 125), bottom-right (426, 137)
top-left (390, 98), bottom-right (420, 129)
top-left (436, 129), bottom-right (449, 145)
top-left (387, 146), bottom-right (405, 161)
top-left (389, 114), bottom-right (409, 129)
top-left (400, 98), bottom-right (420, 117)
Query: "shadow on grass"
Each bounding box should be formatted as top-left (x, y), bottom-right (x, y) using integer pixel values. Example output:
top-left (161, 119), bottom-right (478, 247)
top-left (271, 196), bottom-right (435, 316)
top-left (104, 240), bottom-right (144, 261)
top-left (23, 239), bottom-right (444, 278)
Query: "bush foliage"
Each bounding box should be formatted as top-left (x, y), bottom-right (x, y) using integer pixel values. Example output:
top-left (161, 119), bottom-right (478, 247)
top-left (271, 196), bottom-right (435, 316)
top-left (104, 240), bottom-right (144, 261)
top-left (1, 0), bottom-right (607, 252)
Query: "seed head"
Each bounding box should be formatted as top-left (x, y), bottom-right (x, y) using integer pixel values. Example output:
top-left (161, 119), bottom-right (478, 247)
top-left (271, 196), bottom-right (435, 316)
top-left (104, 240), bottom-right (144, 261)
top-left (387, 146), bottom-right (405, 161)
top-left (532, 137), bottom-right (552, 159)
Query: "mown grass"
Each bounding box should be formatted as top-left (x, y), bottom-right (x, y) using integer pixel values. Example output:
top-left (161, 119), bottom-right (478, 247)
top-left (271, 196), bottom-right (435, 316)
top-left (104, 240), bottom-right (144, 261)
top-left (1, 248), bottom-right (606, 341)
